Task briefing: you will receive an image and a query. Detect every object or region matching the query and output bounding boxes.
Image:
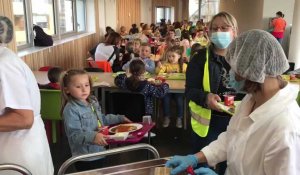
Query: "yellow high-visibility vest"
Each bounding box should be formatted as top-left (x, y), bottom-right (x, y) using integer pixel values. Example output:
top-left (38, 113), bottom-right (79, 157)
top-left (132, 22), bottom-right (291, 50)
top-left (189, 49), bottom-right (211, 137)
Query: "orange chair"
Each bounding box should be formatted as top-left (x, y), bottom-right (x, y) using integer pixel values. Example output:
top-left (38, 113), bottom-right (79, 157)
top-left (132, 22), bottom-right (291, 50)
top-left (88, 60), bottom-right (112, 72)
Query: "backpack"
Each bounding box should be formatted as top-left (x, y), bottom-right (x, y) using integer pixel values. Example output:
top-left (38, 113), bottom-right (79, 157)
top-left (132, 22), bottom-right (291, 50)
top-left (33, 25), bottom-right (53, 46)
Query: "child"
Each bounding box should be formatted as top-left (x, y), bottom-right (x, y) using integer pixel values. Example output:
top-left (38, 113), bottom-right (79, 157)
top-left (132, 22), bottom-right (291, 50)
top-left (133, 38), bottom-right (142, 56)
top-left (39, 66), bottom-right (63, 89)
top-left (121, 41), bottom-right (135, 67)
top-left (122, 43), bottom-right (155, 74)
top-left (156, 46), bottom-right (187, 128)
top-left (61, 69), bottom-right (131, 171)
top-left (115, 59), bottom-right (169, 116)
top-left (180, 30), bottom-right (191, 61)
top-left (191, 29), bottom-right (209, 47)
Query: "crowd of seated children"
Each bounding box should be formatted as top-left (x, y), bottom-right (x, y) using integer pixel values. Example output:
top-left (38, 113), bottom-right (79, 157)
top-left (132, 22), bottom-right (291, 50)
top-left (115, 59), bottom-right (169, 116)
top-left (122, 43), bottom-right (155, 74)
top-left (39, 66), bottom-right (63, 89)
top-left (97, 19), bottom-right (210, 68)
top-left (156, 46), bottom-right (187, 128)
top-left (61, 69), bottom-right (131, 171)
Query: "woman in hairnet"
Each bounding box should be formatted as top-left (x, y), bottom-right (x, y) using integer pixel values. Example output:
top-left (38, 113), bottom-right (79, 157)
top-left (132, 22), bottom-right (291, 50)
top-left (0, 16), bottom-right (53, 175)
top-left (166, 29), bottom-right (300, 175)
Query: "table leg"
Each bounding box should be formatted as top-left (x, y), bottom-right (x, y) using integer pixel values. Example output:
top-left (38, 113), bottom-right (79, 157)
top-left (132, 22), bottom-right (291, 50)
top-left (101, 87), bottom-right (106, 114)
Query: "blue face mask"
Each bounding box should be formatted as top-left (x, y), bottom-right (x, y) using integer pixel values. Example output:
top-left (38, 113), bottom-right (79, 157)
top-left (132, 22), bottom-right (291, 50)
top-left (211, 32), bottom-right (231, 49)
top-left (228, 70), bottom-right (245, 93)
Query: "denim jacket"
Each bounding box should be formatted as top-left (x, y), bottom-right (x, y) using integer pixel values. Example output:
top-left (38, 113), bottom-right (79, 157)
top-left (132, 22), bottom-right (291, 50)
top-left (63, 96), bottom-right (125, 157)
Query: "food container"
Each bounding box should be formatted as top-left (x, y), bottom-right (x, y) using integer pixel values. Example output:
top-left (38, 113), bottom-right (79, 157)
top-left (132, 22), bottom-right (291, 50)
top-left (224, 95), bottom-right (235, 106)
top-left (109, 132), bottom-right (129, 141)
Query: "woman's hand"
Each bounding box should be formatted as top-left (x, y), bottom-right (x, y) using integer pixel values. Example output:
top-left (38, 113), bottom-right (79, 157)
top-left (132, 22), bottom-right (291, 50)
top-left (123, 116), bottom-right (132, 123)
top-left (94, 133), bottom-right (108, 146)
top-left (206, 93), bottom-right (222, 112)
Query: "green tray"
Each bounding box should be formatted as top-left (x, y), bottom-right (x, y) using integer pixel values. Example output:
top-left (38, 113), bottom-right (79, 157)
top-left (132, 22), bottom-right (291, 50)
top-left (112, 72), bottom-right (152, 79)
top-left (157, 73), bottom-right (186, 80)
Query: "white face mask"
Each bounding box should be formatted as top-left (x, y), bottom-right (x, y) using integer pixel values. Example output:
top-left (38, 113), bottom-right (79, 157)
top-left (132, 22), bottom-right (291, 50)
top-left (210, 32), bottom-right (232, 49)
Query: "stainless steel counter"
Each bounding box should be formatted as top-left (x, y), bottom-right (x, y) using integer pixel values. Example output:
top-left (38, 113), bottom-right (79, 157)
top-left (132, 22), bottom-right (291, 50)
top-left (67, 158), bottom-right (168, 175)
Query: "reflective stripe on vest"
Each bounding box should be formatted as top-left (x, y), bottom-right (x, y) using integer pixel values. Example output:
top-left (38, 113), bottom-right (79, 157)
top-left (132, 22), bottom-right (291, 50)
top-left (189, 49), bottom-right (211, 137)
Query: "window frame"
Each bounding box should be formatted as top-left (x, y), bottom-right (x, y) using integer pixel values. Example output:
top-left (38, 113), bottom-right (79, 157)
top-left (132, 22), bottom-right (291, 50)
top-left (14, 0), bottom-right (87, 50)
top-left (155, 6), bottom-right (172, 24)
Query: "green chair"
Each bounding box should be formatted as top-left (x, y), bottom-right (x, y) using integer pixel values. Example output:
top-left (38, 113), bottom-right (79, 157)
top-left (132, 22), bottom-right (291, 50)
top-left (40, 89), bottom-right (62, 143)
top-left (297, 91), bottom-right (300, 106)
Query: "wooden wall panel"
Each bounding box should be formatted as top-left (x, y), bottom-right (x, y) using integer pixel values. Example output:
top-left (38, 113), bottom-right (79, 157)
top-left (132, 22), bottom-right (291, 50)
top-left (0, 0), bottom-right (17, 52)
top-left (116, 0), bottom-right (141, 32)
top-left (21, 33), bottom-right (98, 71)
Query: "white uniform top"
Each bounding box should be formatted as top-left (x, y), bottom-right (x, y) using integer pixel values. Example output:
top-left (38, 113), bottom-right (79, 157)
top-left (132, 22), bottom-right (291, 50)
top-left (0, 47), bottom-right (54, 175)
top-left (94, 43), bottom-right (116, 66)
top-left (202, 84), bottom-right (300, 175)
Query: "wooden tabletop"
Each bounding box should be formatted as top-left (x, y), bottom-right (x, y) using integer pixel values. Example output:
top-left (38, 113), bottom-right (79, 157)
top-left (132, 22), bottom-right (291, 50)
top-left (33, 71), bottom-right (185, 91)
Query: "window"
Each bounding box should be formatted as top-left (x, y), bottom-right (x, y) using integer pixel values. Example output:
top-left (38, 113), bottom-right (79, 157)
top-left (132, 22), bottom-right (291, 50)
top-left (13, 0), bottom-right (28, 46)
top-left (32, 0), bottom-right (55, 35)
top-left (12, 0), bottom-right (87, 49)
top-left (76, 0), bottom-right (86, 32)
top-left (155, 6), bottom-right (173, 24)
top-left (58, 0), bottom-right (74, 33)
top-left (189, 0), bottom-right (220, 23)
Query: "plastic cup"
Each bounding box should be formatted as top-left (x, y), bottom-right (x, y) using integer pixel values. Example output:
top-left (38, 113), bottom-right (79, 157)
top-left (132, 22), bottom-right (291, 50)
top-left (290, 74), bottom-right (296, 80)
top-left (142, 115), bottom-right (152, 125)
top-left (224, 95), bottom-right (235, 106)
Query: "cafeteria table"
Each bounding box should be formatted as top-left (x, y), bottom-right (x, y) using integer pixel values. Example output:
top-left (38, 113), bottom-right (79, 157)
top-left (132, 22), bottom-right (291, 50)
top-left (33, 71), bottom-right (189, 129)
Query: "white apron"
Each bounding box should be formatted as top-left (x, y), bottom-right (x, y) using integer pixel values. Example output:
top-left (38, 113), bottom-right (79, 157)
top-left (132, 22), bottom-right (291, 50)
top-left (0, 116), bottom-right (53, 175)
top-left (0, 46), bottom-right (54, 175)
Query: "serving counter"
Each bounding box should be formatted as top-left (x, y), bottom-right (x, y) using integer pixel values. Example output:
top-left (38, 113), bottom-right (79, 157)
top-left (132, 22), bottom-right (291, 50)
top-left (57, 144), bottom-right (171, 175)
top-left (67, 158), bottom-right (168, 175)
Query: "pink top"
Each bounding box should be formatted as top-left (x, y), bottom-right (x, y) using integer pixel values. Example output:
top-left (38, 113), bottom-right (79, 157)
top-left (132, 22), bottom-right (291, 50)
top-left (272, 17), bottom-right (286, 33)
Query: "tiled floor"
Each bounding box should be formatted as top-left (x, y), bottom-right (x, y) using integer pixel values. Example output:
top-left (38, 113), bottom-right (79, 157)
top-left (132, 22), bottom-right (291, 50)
top-left (50, 122), bottom-right (193, 174)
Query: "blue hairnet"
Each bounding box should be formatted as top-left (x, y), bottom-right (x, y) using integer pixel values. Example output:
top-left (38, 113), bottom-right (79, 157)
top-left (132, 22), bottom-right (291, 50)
top-left (0, 16), bottom-right (13, 44)
top-left (226, 29), bottom-right (289, 83)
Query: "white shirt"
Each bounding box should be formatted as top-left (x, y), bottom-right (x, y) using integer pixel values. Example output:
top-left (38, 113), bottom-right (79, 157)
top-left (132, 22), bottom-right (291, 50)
top-left (0, 46), bottom-right (54, 175)
top-left (202, 84), bottom-right (300, 175)
top-left (94, 43), bottom-right (116, 66)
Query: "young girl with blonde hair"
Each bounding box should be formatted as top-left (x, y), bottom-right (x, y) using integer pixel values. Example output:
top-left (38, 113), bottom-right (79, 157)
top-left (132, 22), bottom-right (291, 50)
top-left (61, 69), bottom-right (131, 171)
top-left (156, 45), bottom-right (187, 128)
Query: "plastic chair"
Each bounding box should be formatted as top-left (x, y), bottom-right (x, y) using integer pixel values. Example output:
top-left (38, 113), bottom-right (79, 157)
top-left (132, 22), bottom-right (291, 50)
top-left (38, 66), bottom-right (52, 71)
top-left (88, 60), bottom-right (112, 72)
top-left (296, 91), bottom-right (300, 106)
top-left (40, 89), bottom-right (62, 143)
top-left (108, 92), bottom-right (146, 123)
top-left (84, 67), bottom-right (104, 72)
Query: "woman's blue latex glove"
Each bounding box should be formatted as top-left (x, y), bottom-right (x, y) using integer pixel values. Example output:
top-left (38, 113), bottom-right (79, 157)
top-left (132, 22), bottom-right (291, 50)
top-left (165, 155), bottom-right (198, 175)
top-left (193, 167), bottom-right (218, 175)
